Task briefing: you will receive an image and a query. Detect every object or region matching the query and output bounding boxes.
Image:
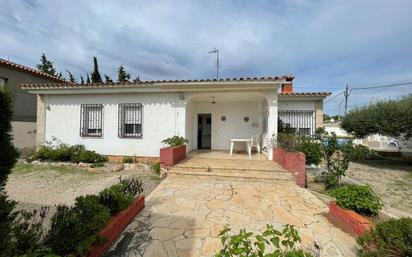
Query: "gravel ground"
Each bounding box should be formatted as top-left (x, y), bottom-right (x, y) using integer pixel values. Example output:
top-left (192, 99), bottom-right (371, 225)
top-left (307, 158), bottom-right (412, 217)
top-left (346, 159), bottom-right (412, 216)
top-left (6, 163), bottom-right (161, 210)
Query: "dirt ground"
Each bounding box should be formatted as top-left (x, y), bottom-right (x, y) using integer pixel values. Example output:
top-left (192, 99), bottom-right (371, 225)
top-left (308, 158), bottom-right (412, 217)
top-left (6, 163), bottom-right (161, 212)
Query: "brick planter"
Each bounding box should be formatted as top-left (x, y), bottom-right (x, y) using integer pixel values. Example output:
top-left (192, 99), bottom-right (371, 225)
top-left (329, 201), bottom-right (372, 236)
top-left (88, 196), bottom-right (145, 257)
top-left (160, 145), bottom-right (186, 167)
top-left (273, 147), bottom-right (306, 188)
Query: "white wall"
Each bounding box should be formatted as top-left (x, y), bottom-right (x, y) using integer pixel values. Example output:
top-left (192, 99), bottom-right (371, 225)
top-left (190, 101), bottom-right (263, 150)
top-left (44, 93), bottom-right (184, 157)
top-left (278, 100), bottom-right (315, 110)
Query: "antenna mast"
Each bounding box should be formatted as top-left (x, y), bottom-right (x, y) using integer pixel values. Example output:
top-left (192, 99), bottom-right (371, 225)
top-left (208, 48), bottom-right (219, 80)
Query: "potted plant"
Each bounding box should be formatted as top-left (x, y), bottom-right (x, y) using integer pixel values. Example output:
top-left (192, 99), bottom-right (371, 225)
top-left (159, 136), bottom-right (189, 167)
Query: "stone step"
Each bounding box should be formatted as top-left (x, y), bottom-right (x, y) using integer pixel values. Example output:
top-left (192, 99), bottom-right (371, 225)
top-left (169, 167), bottom-right (295, 181)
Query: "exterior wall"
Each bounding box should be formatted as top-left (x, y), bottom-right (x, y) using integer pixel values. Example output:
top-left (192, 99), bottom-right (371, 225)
top-left (11, 121), bottom-right (36, 148)
top-left (315, 100), bottom-right (323, 128)
top-left (190, 101), bottom-right (263, 150)
top-left (36, 94), bottom-right (46, 148)
top-left (43, 93), bottom-right (184, 157)
top-left (0, 66), bottom-right (58, 122)
top-left (278, 100), bottom-right (316, 111)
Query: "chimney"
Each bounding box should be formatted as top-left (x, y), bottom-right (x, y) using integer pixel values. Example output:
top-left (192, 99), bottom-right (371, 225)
top-left (281, 83), bottom-right (293, 94)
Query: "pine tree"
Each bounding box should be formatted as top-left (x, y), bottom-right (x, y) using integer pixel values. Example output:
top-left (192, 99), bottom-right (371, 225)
top-left (80, 76), bottom-right (85, 84)
top-left (91, 56), bottom-right (102, 83)
top-left (66, 70), bottom-right (76, 83)
top-left (0, 88), bottom-right (19, 254)
top-left (36, 53), bottom-right (57, 76)
top-left (86, 74), bottom-right (91, 84)
top-left (104, 75), bottom-right (113, 83)
top-left (117, 65), bottom-right (131, 82)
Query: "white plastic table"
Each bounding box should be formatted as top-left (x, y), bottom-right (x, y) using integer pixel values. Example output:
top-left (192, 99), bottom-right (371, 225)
top-left (229, 138), bottom-right (252, 158)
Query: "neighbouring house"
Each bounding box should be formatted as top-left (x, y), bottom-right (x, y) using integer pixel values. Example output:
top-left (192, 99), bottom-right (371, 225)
top-left (20, 76), bottom-right (330, 161)
top-left (0, 59), bottom-right (66, 149)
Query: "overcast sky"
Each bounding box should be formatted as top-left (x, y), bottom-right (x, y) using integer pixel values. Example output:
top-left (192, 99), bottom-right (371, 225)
top-left (1, 0), bottom-right (411, 114)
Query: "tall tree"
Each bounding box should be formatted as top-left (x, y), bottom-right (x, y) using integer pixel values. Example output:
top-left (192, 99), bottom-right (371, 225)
top-left (86, 74), bottom-right (91, 84)
top-left (36, 53), bottom-right (57, 76)
top-left (342, 94), bottom-right (412, 139)
top-left (117, 65), bottom-right (131, 82)
top-left (66, 70), bottom-right (76, 83)
top-left (90, 56), bottom-right (102, 83)
top-left (80, 76), bottom-right (85, 85)
top-left (104, 75), bottom-right (113, 83)
top-left (0, 88), bottom-right (19, 254)
top-left (133, 76), bottom-right (140, 83)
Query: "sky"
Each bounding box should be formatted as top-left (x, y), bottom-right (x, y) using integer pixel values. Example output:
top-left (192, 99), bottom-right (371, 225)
top-left (1, 0), bottom-right (412, 114)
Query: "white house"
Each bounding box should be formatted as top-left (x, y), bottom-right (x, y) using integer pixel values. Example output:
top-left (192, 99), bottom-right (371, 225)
top-left (21, 76), bottom-right (330, 161)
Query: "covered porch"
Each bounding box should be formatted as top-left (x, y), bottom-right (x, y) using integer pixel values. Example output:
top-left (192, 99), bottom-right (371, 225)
top-left (183, 90), bottom-right (278, 160)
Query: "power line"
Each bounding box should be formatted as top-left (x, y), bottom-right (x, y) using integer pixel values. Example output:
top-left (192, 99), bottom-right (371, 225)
top-left (324, 91), bottom-right (345, 103)
top-left (351, 81), bottom-right (412, 90)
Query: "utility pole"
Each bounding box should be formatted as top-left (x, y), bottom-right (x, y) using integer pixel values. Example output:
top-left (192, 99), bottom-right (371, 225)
top-left (208, 49), bottom-right (219, 80)
top-left (344, 83), bottom-right (351, 115)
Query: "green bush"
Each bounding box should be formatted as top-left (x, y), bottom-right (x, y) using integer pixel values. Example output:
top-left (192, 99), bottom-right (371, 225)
top-left (277, 133), bottom-right (299, 152)
top-left (161, 136), bottom-right (188, 147)
top-left (297, 137), bottom-right (323, 165)
top-left (342, 142), bottom-right (377, 162)
top-left (330, 184), bottom-right (383, 216)
top-left (46, 195), bottom-right (110, 256)
top-left (98, 185), bottom-right (133, 216)
top-left (153, 162), bottom-right (161, 175)
top-left (122, 157), bottom-right (134, 163)
top-left (9, 207), bottom-right (49, 256)
top-left (357, 218), bottom-right (412, 257)
top-left (32, 144), bottom-right (107, 163)
top-left (215, 224), bottom-right (311, 257)
top-left (90, 162), bottom-right (104, 168)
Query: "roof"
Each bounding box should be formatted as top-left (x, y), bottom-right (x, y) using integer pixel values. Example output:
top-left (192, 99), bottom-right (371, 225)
top-left (0, 59), bottom-right (67, 83)
top-left (279, 92), bottom-right (332, 97)
top-left (20, 75), bottom-right (294, 90)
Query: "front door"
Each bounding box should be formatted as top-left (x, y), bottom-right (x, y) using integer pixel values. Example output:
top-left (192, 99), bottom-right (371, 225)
top-left (197, 114), bottom-right (212, 149)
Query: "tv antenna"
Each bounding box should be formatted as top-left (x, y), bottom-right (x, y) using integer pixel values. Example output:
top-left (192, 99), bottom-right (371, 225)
top-left (208, 48), bottom-right (220, 80)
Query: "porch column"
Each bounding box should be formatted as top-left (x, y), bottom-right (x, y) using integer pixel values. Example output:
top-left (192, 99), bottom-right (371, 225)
top-left (265, 92), bottom-right (278, 160)
top-left (174, 93), bottom-right (186, 138)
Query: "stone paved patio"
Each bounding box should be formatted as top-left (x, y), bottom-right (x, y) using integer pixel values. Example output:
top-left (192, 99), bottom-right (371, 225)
top-left (105, 151), bottom-right (357, 257)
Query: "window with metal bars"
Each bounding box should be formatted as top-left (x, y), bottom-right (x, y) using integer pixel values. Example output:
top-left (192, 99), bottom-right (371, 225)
top-left (80, 104), bottom-right (103, 137)
top-left (118, 103), bottom-right (143, 138)
top-left (278, 110), bottom-right (316, 136)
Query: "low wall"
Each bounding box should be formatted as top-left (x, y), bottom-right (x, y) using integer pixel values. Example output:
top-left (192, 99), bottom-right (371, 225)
top-left (88, 196), bottom-right (145, 257)
top-left (160, 145), bottom-right (186, 168)
top-left (329, 201), bottom-right (372, 236)
top-left (107, 155), bottom-right (159, 164)
top-left (273, 147), bottom-right (306, 188)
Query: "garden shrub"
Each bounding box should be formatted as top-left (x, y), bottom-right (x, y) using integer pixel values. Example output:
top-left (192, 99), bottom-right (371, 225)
top-left (32, 144), bottom-right (107, 163)
top-left (0, 87), bottom-right (19, 255)
top-left (342, 142), bottom-right (377, 162)
top-left (161, 135), bottom-right (188, 147)
top-left (215, 224), bottom-right (312, 257)
top-left (119, 177), bottom-right (144, 197)
top-left (46, 195), bottom-right (110, 256)
top-left (9, 207), bottom-right (49, 256)
top-left (122, 157), bottom-right (134, 163)
top-left (357, 218), bottom-right (412, 257)
top-left (297, 137), bottom-right (323, 165)
top-left (90, 162), bottom-right (104, 168)
top-left (277, 133), bottom-right (299, 152)
top-left (98, 185), bottom-right (133, 216)
top-left (153, 162), bottom-right (161, 175)
top-left (330, 184), bottom-right (383, 216)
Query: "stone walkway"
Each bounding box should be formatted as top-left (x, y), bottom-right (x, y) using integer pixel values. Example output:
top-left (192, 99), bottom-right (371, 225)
top-left (105, 153), bottom-right (358, 257)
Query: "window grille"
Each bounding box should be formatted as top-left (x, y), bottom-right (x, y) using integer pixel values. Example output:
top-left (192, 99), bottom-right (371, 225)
top-left (118, 103), bottom-right (143, 138)
top-left (278, 110), bottom-right (316, 136)
top-left (80, 104), bottom-right (103, 137)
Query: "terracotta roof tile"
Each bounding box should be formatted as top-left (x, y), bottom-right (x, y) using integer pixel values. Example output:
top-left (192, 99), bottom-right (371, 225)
top-left (20, 75), bottom-right (294, 90)
top-left (0, 59), bottom-right (67, 83)
top-left (279, 92), bottom-right (332, 97)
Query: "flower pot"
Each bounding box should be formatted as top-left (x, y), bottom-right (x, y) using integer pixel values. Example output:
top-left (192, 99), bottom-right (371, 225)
top-left (160, 145), bottom-right (186, 167)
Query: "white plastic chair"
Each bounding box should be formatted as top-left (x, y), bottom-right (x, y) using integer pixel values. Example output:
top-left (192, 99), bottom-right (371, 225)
top-left (250, 135), bottom-right (261, 154)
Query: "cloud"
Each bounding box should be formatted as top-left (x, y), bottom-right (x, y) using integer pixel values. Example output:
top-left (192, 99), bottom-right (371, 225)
top-left (0, 0), bottom-right (411, 114)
